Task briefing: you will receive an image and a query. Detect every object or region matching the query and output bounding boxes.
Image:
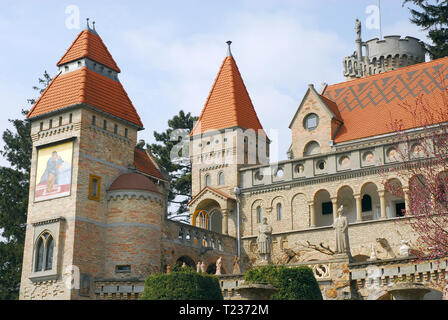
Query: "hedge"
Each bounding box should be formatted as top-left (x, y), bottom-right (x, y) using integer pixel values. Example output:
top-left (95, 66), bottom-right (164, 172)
top-left (244, 265), bottom-right (323, 300)
top-left (140, 268), bottom-right (223, 300)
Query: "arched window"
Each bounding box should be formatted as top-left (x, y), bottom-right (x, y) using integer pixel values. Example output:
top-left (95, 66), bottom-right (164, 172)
top-left (304, 141), bottom-right (321, 157)
top-left (194, 211), bottom-right (209, 229)
top-left (218, 172), bottom-right (225, 185)
top-left (277, 203), bottom-right (282, 221)
top-left (256, 206), bottom-right (262, 224)
top-left (362, 195), bottom-right (372, 212)
top-left (205, 174), bottom-right (211, 187)
top-left (34, 232), bottom-right (54, 272)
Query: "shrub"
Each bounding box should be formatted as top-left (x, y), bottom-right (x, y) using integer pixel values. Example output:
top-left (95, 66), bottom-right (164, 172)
top-left (140, 269), bottom-right (223, 300)
top-left (244, 265), bottom-right (323, 300)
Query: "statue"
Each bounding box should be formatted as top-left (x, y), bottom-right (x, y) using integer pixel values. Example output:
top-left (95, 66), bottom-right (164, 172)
top-left (398, 240), bottom-right (411, 257)
top-left (333, 205), bottom-right (351, 256)
top-left (200, 261), bottom-right (206, 273)
top-left (215, 257), bottom-right (222, 275)
top-left (232, 255), bottom-right (241, 274)
top-left (257, 217), bottom-right (273, 264)
top-left (166, 264), bottom-right (171, 274)
top-left (355, 18), bottom-right (362, 39)
top-left (367, 244), bottom-right (378, 261)
top-left (196, 261), bottom-right (201, 273)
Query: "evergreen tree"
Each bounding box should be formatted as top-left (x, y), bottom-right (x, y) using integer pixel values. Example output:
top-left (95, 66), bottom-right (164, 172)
top-left (149, 110), bottom-right (198, 216)
top-left (403, 0), bottom-right (448, 58)
top-left (0, 71), bottom-right (51, 299)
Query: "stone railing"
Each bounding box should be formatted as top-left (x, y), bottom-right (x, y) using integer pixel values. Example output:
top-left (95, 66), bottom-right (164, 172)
top-left (94, 279), bottom-right (145, 300)
top-left (165, 219), bottom-right (236, 254)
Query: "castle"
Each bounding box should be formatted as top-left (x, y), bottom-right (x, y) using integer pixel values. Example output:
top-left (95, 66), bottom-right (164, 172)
top-left (19, 20), bottom-right (448, 300)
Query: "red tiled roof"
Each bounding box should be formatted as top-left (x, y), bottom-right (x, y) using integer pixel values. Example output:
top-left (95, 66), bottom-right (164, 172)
top-left (192, 56), bottom-right (266, 136)
top-left (26, 67), bottom-right (143, 128)
top-left (57, 29), bottom-right (121, 72)
top-left (134, 148), bottom-right (165, 181)
top-left (322, 57), bottom-right (448, 143)
top-left (108, 172), bottom-right (161, 194)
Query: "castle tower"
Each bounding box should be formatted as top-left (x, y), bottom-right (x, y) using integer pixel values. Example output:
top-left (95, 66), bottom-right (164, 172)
top-left (188, 42), bottom-right (269, 237)
top-left (343, 19), bottom-right (426, 79)
top-left (19, 21), bottom-right (166, 300)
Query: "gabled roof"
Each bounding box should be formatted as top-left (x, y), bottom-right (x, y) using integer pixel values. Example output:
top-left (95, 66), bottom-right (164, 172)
top-left (191, 56), bottom-right (266, 136)
top-left (134, 148), bottom-right (166, 181)
top-left (321, 56), bottom-right (448, 143)
top-left (187, 186), bottom-right (235, 206)
top-left (26, 67), bottom-right (144, 128)
top-left (57, 29), bottom-right (121, 72)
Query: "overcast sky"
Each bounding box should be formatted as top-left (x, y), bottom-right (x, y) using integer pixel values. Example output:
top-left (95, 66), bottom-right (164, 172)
top-left (0, 0), bottom-right (428, 167)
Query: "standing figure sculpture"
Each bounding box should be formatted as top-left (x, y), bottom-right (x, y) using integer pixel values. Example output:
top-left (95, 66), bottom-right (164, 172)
top-left (333, 205), bottom-right (351, 257)
top-left (257, 218), bottom-right (273, 264)
top-left (196, 261), bottom-right (201, 273)
top-left (215, 257), bottom-right (222, 275)
top-left (200, 261), bottom-right (206, 273)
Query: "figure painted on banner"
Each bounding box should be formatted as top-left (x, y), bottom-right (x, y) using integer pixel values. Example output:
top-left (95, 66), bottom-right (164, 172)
top-left (38, 151), bottom-right (71, 192)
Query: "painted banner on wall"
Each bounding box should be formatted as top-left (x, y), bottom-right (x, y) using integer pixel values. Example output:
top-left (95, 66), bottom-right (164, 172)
top-left (35, 141), bottom-right (73, 202)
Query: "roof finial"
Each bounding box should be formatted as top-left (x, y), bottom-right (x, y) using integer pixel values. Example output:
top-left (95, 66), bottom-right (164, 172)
top-left (226, 40), bottom-right (233, 57)
top-left (86, 18), bottom-right (90, 29)
top-left (92, 21), bottom-right (96, 31)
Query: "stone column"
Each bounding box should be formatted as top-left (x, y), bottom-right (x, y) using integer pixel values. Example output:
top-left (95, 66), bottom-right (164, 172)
top-left (331, 197), bottom-right (338, 218)
top-left (354, 193), bottom-right (363, 222)
top-left (309, 201), bottom-right (316, 228)
top-left (403, 187), bottom-right (410, 215)
top-left (222, 209), bottom-right (229, 235)
top-left (378, 190), bottom-right (387, 219)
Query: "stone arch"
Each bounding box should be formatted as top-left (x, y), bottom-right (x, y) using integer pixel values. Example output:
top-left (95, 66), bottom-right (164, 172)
top-left (205, 259), bottom-right (228, 275)
top-left (209, 209), bottom-right (223, 233)
top-left (314, 189), bottom-right (333, 227)
top-left (291, 193), bottom-right (309, 230)
top-left (337, 185), bottom-right (356, 223)
top-left (384, 178), bottom-right (406, 218)
top-left (175, 256), bottom-right (195, 268)
top-left (304, 141), bottom-right (321, 157)
top-left (360, 182), bottom-right (381, 220)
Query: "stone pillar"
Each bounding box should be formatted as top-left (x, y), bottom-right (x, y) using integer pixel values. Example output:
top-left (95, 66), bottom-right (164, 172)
top-left (379, 190), bottom-right (387, 219)
top-left (309, 201), bottom-right (316, 228)
top-left (354, 193), bottom-right (363, 222)
top-left (403, 187), bottom-right (410, 215)
top-left (222, 209), bottom-right (229, 235)
top-left (331, 197), bottom-right (338, 218)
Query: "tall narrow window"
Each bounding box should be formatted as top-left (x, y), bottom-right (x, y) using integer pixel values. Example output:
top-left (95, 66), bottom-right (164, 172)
top-left (69, 113), bottom-right (73, 124)
top-left (49, 119), bottom-right (53, 129)
top-left (103, 120), bottom-right (107, 130)
top-left (218, 172), bottom-right (225, 185)
top-left (92, 115), bottom-right (96, 126)
top-left (89, 174), bottom-right (101, 201)
top-left (34, 232), bottom-right (54, 272)
top-left (59, 116), bottom-right (63, 126)
top-left (257, 206), bottom-right (262, 223)
top-left (125, 128), bottom-right (128, 138)
top-left (40, 122), bottom-right (43, 131)
top-left (114, 124), bottom-right (118, 134)
top-left (205, 174), bottom-right (211, 187)
top-left (361, 195), bottom-right (372, 212)
top-left (277, 203), bottom-right (282, 221)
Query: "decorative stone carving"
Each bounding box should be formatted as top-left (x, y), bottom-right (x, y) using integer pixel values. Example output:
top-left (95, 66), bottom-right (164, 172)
top-left (257, 218), bottom-right (272, 264)
top-left (368, 244), bottom-right (378, 261)
top-left (398, 240), bottom-right (411, 257)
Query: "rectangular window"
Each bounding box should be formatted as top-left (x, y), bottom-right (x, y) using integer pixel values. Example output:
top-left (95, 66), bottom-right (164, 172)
top-left (115, 265), bottom-right (131, 273)
top-left (103, 120), bottom-right (107, 130)
top-left (49, 119), bottom-right (53, 128)
top-left (40, 122), bottom-right (43, 131)
top-left (92, 115), bottom-right (96, 126)
top-left (322, 202), bottom-right (333, 215)
top-left (124, 128), bottom-right (128, 138)
top-left (114, 124), bottom-right (118, 134)
top-left (59, 116), bottom-right (63, 126)
top-left (69, 113), bottom-right (73, 124)
top-left (88, 174), bottom-right (101, 201)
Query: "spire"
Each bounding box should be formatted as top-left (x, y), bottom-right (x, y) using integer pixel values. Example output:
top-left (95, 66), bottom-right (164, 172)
top-left (192, 43), bottom-right (265, 136)
top-left (226, 40), bottom-right (233, 57)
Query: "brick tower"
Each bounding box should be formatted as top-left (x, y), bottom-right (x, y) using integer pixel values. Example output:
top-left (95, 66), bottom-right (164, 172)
top-left (19, 21), bottom-right (167, 300)
top-left (188, 42), bottom-right (269, 239)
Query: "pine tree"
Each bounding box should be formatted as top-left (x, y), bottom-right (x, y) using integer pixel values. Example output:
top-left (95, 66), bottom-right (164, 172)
top-left (0, 71), bottom-right (51, 299)
top-left (149, 110), bottom-right (198, 216)
top-left (403, 0), bottom-right (448, 58)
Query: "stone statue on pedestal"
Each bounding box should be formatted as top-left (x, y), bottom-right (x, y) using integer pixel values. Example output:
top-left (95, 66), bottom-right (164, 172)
top-left (200, 261), bottom-right (206, 273)
top-left (333, 205), bottom-right (351, 258)
top-left (196, 261), bottom-right (201, 273)
top-left (257, 218), bottom-right (272, 264)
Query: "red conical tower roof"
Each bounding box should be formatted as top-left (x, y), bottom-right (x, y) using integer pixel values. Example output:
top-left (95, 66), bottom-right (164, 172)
top-left (27, 27), bottom-right (143, 129)
top-left (192, 44), bottom-right (265, 136)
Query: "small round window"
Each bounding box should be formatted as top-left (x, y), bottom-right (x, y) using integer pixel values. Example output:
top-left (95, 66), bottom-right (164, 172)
top-left (304, 114), bottom-right (319, 130)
